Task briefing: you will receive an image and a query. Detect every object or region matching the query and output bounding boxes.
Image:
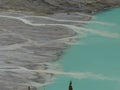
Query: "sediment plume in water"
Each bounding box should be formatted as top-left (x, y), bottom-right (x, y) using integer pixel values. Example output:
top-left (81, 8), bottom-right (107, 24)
top-left (0, 12), bottom-right (118, 90)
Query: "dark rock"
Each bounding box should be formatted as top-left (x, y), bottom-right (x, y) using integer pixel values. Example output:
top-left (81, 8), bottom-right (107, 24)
top-left (0, 0), bottom-right (120, 14)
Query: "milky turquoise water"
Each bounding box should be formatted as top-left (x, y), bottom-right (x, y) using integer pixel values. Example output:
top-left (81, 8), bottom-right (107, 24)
top-left (39, 8), bottom-right (120, 90)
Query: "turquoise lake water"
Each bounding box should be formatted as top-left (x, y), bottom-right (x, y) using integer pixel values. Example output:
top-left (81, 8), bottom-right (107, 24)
top-left (39, 8), bottom-right (120, 90)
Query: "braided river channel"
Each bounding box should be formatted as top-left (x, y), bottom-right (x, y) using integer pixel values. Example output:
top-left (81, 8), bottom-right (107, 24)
top-left (0, 8), bottom-right (120, 90)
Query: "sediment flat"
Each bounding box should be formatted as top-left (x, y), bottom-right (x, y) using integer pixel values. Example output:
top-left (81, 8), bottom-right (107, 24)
top-left (0, 11), bottom-right (90, 90)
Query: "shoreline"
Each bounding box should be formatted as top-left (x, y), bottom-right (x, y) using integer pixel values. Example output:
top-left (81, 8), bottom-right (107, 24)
top-left (0, 7), bottom-right (119, 90)
top-left (43, 7), bottom-right (120, 90)
top-left (0, 11), bottom-right (91, 90)
top-left (0, 0), bottom-right (120, 89)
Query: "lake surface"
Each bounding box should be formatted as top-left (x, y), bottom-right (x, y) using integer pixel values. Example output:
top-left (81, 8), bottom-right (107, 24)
top-left (40, 8), bottom-right (120, 90)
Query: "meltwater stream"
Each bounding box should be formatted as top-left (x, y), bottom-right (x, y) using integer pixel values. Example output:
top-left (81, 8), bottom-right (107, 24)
top-left (0, 10), bottom-right (119, 90)
top-left (42, 8), bottom-right (120, 90)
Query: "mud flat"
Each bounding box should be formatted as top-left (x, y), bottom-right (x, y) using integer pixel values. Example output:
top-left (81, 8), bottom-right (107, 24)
top-left (0, 11), bottom-right (92, 90)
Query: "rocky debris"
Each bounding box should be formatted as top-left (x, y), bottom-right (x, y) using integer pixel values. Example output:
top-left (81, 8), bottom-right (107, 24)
top-left (0, 0), bottom-right (120, 14)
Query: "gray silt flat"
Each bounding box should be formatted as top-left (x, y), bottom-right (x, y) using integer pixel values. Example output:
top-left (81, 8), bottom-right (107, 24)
top-left (0, 12), bottom-right (89, 90)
